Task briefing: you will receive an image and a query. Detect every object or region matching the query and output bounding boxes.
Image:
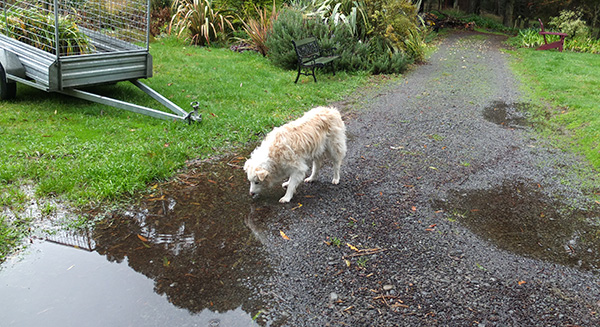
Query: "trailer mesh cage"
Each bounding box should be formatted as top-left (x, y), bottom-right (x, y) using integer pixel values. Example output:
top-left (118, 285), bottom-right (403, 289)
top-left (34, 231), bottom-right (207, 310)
top-left (0, 0), bottom-right (149, 56)
top-left (0, 1), bottom-right (200, 122)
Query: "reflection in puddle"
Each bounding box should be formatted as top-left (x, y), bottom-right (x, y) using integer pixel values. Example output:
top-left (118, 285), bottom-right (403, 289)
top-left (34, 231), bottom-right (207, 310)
top-left (435, 180), bottom-right (600, 273)
top-left (0, 240), bottom-right (257, 327)
top-left (1, 155), bottom-right (278, 326)
top-left (483, 101), bottom-right (531, 128)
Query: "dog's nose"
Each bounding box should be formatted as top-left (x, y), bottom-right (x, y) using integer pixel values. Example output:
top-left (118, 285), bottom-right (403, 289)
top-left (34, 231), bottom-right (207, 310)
top-left (250, 192), bottom-right (255, 197)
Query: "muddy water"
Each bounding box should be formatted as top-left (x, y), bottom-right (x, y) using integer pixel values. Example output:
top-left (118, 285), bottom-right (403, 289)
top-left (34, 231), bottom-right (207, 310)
top-left (435, 180), bottom-right (600, 273)
top-left (0, 155), bottom-right (279, 326)
top-left (483, 101), bottom-right (532, 128)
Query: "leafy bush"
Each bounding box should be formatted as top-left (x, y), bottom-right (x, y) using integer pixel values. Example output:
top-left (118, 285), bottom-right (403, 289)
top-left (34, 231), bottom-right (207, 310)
top-left (151, 7), bottom-right (172, 36)
top-left (151, 0), bottom-right (173, 10)
top-left (265, 8), bottom-right (330, 69)
top-left (549, 10), bottom-right (590, 38)
top-left (169, 0), bottom-right (234, 46)
top-left (266, 7), bottom-right (411, 74)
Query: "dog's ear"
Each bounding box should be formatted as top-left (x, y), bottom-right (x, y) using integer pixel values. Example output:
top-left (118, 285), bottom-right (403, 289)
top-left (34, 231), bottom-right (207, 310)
top-left (255, 167), bottom-right (269, 181)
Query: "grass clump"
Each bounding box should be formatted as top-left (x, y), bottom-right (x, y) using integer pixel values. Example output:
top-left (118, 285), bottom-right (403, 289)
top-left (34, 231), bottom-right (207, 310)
top-left (0, 215), bottom-right (30, 262)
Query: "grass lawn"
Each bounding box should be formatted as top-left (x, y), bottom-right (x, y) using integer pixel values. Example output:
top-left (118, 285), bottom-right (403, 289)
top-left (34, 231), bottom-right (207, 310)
top-left (509, 48), bottom-right (600, 170)
top-left (0, 37), bottom-right (370, 206)
top-left (0, 36), bottom-right (374, 259)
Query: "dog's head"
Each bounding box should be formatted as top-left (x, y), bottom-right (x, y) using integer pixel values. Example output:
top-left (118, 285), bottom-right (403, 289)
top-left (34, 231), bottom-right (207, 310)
top-left (243, 159), bottom-right (270, 198)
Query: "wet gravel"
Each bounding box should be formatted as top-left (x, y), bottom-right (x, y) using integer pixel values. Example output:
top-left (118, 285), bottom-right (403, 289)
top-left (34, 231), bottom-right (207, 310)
top-left (248, 31), bottom-right (600, 326)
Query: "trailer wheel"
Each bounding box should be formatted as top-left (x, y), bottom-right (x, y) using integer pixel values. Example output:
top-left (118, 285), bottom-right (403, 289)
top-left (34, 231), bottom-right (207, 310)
top-left (0, 63), bottom-right (16, 100)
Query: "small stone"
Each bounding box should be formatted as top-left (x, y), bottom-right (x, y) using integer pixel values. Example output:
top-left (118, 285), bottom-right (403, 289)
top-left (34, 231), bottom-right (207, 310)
top-left (383, 285), bottom-right (394, 291)
top-left (330, 292), bottom-right (339, 301)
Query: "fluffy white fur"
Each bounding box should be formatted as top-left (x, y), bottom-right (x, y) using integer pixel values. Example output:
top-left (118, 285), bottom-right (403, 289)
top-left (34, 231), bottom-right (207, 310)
top-left (244, 106), bottom-right (347, 203)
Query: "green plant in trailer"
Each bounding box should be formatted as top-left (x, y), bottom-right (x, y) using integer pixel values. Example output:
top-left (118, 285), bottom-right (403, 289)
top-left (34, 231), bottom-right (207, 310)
top-left (0, 8), bottom-right (94, 55)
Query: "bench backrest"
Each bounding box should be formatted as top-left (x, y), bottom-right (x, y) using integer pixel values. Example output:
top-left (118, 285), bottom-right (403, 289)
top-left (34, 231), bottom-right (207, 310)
top-left (292, 37), bottom-right (321, 62)
top-left (538, 19), bottom-right (545, 32)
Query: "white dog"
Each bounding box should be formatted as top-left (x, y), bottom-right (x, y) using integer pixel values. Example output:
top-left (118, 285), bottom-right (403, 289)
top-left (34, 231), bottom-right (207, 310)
top-left (244, 106), bottom-right (347, 203)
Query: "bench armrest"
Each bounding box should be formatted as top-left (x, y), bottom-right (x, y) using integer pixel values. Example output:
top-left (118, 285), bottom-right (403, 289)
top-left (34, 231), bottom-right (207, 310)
top-left (539, 31), bottom-right (568, 37)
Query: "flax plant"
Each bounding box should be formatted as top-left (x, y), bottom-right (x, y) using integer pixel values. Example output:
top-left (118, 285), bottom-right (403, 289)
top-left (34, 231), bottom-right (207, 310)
top-left (239, 2), bottom-right (279, 56)
top-left (169, 0), bottom-right (234, 46)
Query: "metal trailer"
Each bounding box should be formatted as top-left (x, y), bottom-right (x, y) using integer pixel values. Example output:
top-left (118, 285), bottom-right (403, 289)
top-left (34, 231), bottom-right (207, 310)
top-left (0, 0), bottom-right (200, 122)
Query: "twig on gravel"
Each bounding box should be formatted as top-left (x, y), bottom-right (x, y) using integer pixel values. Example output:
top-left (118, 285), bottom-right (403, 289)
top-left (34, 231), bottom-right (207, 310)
top-left (343, 248), bottom-right (387, 258)
top-left (373, 294), bottom-right (409, 309)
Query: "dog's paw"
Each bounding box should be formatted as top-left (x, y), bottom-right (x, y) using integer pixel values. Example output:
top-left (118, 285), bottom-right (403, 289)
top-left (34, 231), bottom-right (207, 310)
top-left (332, 178), bottom-right (340, 185)
top-left (279, 196), bottom-right (291, 203)
top-left (304, 177), bottom-right (314, 183)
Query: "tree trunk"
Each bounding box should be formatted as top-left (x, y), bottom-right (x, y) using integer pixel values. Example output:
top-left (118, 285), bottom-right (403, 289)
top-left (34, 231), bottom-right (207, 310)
top-left (503, 0), bottom-right (515, 27)
top-left (468, 0), bottom-right (481, 15)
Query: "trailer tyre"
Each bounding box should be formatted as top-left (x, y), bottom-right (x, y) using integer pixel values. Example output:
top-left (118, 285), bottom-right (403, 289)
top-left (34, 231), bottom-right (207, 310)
top-left (0, 63), bottom-right (16, 100)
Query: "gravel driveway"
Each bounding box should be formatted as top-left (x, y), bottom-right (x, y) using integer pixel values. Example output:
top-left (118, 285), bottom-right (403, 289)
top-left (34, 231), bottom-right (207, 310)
top-left (252, 31), bottom-right (600, 326)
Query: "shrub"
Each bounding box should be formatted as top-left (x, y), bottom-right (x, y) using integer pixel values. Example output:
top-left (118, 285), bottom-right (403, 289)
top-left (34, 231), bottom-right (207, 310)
top-left (151, 0), bottom-right (173, 10)
top-left (169, 0), bottom-right (234, 46)
top-left (265, 8), bottom-right (331, 69)
top-left (151, 7), bottom-right (172, 36)
top-left (265, 7), bottom-right (411, 74)
top-left (549, 9), bottom-right (590, 38)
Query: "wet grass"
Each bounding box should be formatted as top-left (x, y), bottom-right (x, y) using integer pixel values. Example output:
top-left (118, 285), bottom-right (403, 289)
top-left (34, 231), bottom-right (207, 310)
top-left (509, 48), bottom-right (600, 170)
top-left (0, 36), bottom-right (369, 206)
top-left (0, 215), bottom-right (30, 262)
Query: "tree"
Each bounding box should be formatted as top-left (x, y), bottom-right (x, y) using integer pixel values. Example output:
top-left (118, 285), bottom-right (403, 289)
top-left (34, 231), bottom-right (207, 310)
top-left (502, 0), bottom-right (514, 27)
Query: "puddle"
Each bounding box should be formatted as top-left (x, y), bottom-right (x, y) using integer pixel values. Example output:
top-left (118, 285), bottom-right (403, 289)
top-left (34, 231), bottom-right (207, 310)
top-left (483, 101), bottom-right (531, 128)
top-left (0, 154), bottom-right (281, 326)
top-left (434, 180), bottom-right (600, 273)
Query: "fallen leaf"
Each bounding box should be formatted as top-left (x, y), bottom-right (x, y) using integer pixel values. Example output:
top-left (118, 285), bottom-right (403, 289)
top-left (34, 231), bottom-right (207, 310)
top-left (347, 243), bottom-right (359, 252)
top-left (518, 280), bottom-right (526, 285)
top-left (291, 203), bottom-right (303, 210)
top-left (280, 230), bottom-right (290, 240)
top-left (429, 224), bottom-right (437, 228)
top-left (137, 234), bottom-right (148, 242)
top-left (344, 259), bottom-right (351, 267)
top-left (411, 206), bottom-right (417, 211)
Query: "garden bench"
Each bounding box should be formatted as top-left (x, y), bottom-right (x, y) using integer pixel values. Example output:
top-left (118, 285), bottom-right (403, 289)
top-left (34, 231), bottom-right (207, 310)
top-left (292, 37), bottom-right (339, 83)
top-left (537, 19), bottom-right (568, 52)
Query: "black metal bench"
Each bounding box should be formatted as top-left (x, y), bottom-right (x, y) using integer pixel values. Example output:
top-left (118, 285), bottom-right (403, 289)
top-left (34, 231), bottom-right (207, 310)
top-left (292, 37), bottom-right (340, 83)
